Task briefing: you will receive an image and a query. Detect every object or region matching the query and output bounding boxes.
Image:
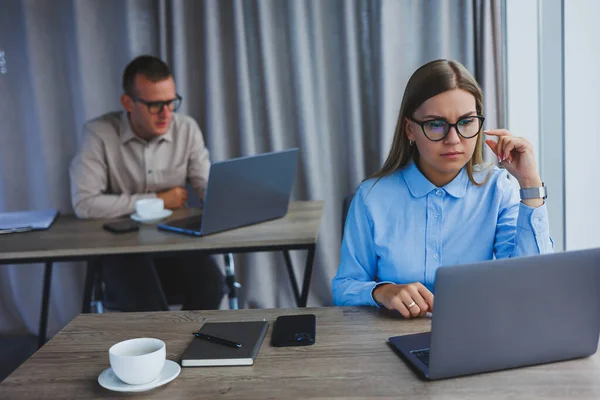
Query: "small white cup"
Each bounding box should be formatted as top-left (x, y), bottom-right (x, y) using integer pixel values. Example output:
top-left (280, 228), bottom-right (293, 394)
top-left (109, 338), bottom-right (166, 385)
top-left (135, 198), bottom-right (164, 219)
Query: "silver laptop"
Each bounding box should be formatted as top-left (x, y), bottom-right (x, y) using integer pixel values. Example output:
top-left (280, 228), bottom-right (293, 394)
top-left (158, 148), bottom-right (298, 237)
top-left (389, 247), bottom-right (600, 380)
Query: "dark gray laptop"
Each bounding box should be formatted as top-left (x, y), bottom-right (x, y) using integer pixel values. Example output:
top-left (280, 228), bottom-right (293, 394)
top-left (389, 247), bottom-right (600, 380)
top-left (158, 148), bottom-right (298, 237)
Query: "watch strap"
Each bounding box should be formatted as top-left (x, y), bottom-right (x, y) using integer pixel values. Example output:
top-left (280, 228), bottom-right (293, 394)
top-left (520, 183), bottom-right (547, 200)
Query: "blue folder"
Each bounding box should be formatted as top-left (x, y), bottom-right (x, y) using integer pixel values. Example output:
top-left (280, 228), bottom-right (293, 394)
top-left (0, 209), bottom-right (59, 234)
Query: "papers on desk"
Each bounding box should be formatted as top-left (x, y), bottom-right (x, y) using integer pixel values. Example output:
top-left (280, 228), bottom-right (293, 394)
top-left (0, 209), bottom-right (59, 234)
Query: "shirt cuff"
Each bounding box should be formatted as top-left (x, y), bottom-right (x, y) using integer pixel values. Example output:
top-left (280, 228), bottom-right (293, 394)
top-left (370, 281), bottom-right (395, 307)
top-left (517, 202), bottom-right (550, 234)
top-left (134, 193), bottom-right (159, 204)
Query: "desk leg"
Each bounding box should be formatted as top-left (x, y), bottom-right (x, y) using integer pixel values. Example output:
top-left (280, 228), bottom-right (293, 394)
top-left (283, 245), bottom-right (315, 307)
top-left (299, 245), bottom-right (315, 307)
top-left (283, 250), bottom-right (301, 303)
top-left (38, 262), bottom-right (53, 348)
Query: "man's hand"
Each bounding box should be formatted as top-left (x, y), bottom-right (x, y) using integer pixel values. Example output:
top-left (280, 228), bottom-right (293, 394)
top-left (157, 187), bottom-right (188, 209)
top-left (373, 282), bottom-right (434, 318)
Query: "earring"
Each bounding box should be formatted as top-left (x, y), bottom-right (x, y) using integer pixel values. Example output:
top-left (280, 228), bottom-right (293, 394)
top-left (409, 140), bottom-right (414, 146)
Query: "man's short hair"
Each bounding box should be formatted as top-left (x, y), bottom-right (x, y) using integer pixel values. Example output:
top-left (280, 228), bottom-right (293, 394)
top-left (122, 55), bottom-right (172, 96)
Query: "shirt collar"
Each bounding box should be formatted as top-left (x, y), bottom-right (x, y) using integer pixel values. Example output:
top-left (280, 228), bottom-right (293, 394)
top-left (119, 112), bottom-right (137, 144)
top-left (402, 162), bottom-right (469, 198)
top-left (119, 112), bottom-right (174, 144)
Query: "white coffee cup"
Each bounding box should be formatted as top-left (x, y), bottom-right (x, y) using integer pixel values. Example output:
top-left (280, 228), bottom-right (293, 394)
top-left (109, 338), bottom-right (166, 385)
top-left (135, 198), bottom-right (164, 219)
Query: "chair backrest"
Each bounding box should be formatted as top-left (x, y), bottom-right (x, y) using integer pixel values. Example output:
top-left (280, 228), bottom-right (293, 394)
top-left (341, 192), bottom-right (355, 238)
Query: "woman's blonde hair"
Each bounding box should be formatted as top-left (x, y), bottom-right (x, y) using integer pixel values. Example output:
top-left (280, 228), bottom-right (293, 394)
top-left (370, 59), bottom-right (487, 186)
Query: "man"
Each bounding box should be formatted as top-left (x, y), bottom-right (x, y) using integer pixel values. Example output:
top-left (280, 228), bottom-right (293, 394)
top-left (70, 55), bottom-right (224, 311)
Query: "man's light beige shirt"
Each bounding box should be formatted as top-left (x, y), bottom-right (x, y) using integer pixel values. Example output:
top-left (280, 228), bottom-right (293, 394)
top-left (69, 111), bottom-right (210, 219)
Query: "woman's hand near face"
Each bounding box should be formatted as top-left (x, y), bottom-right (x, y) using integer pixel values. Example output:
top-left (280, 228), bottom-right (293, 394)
top-left (373, 282), bottom-right (434, 318)
top-left (484, 130), bottom-right (543, 188)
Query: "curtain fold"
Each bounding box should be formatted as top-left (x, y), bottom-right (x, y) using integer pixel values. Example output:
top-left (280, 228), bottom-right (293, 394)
top-left (0, 0), bottom-right (506, 335)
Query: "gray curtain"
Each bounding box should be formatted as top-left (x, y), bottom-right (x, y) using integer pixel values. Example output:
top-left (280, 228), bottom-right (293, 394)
top-left (0, 0), bottom-right (505, 336)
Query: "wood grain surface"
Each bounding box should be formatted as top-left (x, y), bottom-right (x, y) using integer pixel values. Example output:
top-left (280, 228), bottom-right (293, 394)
top-left (0, 201), bottom-right (323, 263)
top-left (2, 306), bottom-right (599, 399)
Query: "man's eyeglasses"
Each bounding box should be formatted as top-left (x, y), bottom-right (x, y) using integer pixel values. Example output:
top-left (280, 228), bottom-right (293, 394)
top-left (409, 115), bottom-right (485, 142)
top-left (129, 94), bottom-right (183, 115)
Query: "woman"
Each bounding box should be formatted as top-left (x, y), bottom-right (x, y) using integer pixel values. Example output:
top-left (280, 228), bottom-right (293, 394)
top-left (332, 59), bottom-right (553, 318)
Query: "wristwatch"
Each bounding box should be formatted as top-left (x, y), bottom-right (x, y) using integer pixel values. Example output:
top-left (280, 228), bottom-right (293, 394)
top-left (520, 182), bottom-right (547, 200)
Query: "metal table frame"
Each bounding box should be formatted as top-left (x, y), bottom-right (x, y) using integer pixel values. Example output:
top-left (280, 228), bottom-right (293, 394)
top-left (2, 243), bottom-right (316, 348)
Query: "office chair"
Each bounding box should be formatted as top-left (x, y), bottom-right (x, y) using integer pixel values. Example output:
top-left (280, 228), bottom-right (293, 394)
top-left (223, 253), bottom-right (242, 310)
top-left (83, 260), bottom-right (105, 313)
top-left (82, 259), bottom-right (169, 313)
top-left (82, 253), bottom-right (241, 313)
top-left (185, 184), bottom-right (242, 310)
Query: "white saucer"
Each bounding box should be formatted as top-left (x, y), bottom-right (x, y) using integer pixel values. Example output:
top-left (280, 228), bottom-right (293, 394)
top-left (130, 209), bottom-right (173, 224)
top-left (98, 359), bottom-right (181, 393)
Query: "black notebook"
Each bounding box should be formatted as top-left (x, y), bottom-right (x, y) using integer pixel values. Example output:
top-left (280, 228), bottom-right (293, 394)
top-left (180, 320), bottom-right (269, 367)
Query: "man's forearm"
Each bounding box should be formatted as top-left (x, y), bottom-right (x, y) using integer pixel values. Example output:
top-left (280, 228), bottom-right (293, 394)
top-left (73, 193), bottom-right (156, 219)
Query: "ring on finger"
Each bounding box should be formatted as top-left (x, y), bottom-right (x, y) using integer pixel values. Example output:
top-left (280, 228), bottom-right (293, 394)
top-left (407, 301), bottom-right (417, 309)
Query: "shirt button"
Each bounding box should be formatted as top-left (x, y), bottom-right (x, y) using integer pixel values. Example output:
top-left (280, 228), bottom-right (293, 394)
top-left (433, 253), bottom-right (438, 259)
top-left (433, 212), bottom-right (439, 218)
top-left (148, 170), bottom-right (152, 174)
top-left (436, 189), bottom-right (443, 196)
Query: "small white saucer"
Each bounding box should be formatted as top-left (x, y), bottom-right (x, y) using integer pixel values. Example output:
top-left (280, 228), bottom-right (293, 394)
top-left (98, 359), bottom-right (181, 393)
top-left (130, 209), bottom-right (173, 224)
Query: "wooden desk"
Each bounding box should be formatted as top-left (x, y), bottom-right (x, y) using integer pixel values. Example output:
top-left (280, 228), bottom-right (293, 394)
top-left (2, 306), bottom-right (599, 399)
top-left (0, 201), bottom-right (323, 347)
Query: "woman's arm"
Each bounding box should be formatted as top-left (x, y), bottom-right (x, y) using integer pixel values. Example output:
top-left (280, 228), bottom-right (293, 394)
top-left (332, 184), bottom-right (434, 317)
top-left (332, 189), bottom-right (383, 306)
top-left (494, 176), bottom-right (554, 258)
top-left (485, 129), bottom-right (554, 258)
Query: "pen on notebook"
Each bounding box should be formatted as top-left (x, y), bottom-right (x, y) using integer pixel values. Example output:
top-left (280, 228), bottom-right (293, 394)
top-left (193, 332), bottom-right (242, 348)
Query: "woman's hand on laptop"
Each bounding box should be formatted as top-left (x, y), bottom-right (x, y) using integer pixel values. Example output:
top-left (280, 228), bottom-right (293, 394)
top-left (373, 282), bottom-right (434, 318)
top-left (157, 187), bottom-right (188, 209)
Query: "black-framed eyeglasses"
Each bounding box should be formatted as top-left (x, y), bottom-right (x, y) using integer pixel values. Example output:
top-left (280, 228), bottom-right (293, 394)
top-left (409, 115), bottom-right (485, 142)
top-left (129, 94), bottom-right (183, 115)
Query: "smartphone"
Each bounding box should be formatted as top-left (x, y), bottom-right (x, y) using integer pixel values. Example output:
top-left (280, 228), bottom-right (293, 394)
top-left (271, 314), bottom-right (316, 347)
top-left (102, 220), bottom-right (140, 234)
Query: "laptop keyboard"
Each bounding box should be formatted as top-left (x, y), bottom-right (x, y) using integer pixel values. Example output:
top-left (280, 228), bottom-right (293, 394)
top-left (410, 349), bottom-right (430, 367)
